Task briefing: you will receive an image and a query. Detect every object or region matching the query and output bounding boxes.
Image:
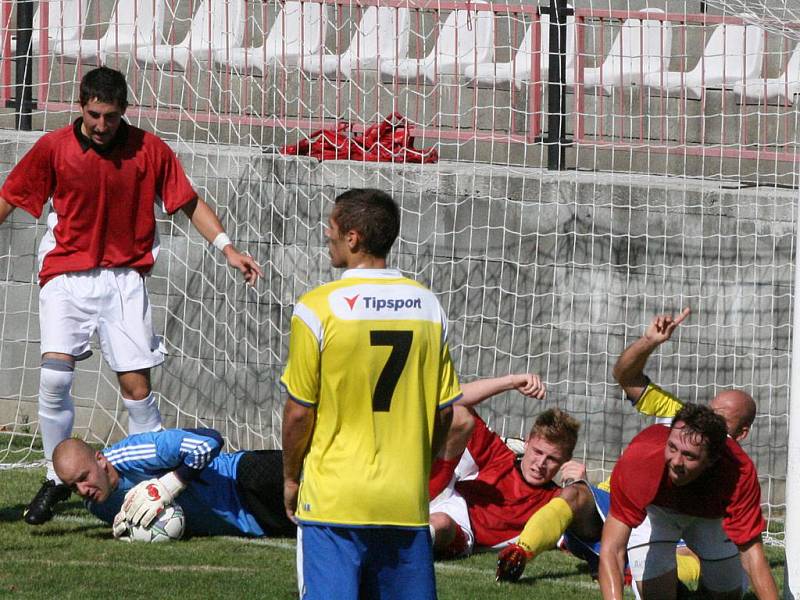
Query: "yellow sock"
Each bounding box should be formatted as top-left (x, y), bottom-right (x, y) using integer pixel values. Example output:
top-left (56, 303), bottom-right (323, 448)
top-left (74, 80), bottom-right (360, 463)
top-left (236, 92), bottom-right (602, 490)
top-left (517, 497), bottom-right (574, 557)
top-left (677, 553), bottom-right (701, 585)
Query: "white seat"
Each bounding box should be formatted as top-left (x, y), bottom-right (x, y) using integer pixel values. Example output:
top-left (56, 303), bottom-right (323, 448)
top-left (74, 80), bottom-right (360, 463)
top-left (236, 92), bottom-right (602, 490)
top-left (464, 10), bottom-right (576, 88)
top-left (59, 0), bottom-right (165, 64)
top-left (380, 0), bottom-right (493, 82)
top-left (32, 0), bottom-right (88, 54)
top-left (643, 14), bottom-right (764, 100)
top-left (733, 43), bottom-right (800, 105)
top-left (582, 9), bottom-right (672, 92)
top-left (301, 6), bottom-right (410, 79)
top-left (218, 1), bottom-right (328, 74)
top-left (137, 0), bottom-right (245, 70)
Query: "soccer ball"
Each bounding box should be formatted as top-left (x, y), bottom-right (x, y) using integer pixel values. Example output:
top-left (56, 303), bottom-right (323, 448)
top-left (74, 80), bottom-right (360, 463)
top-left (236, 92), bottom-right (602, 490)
top-left (127, 503), bottom-right (185, 543)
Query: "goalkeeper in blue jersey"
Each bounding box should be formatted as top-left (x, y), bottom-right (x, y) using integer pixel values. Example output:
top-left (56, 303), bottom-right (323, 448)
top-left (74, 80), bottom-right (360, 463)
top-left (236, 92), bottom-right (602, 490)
top-left (52, 428), bottom-right (295, 538)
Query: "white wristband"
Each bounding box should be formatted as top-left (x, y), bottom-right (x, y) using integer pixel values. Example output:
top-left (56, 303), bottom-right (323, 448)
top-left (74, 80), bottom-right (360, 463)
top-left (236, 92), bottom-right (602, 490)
top-left (159, 471), bottom-right (187, 500)
top-left (212, 232), bottom-right (232, 252)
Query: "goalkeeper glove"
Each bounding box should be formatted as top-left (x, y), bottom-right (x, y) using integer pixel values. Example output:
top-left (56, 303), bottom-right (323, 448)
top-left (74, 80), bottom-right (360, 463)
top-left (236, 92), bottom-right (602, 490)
top-left (120, 471), bottom-right (186, 528)
top-left (112, 510), bottom-right (129, 539)
top-left (496, 543), bottom-right (533, 583)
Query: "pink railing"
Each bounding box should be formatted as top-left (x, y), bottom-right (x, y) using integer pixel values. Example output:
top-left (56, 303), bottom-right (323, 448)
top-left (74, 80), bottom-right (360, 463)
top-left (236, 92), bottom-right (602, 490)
top-left (1, 0), bottom-right (798, 167)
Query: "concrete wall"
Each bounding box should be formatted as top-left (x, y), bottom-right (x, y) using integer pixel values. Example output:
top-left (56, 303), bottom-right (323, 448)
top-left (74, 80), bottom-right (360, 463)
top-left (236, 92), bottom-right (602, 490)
top-left (0, 130), bottom-right (793, 516)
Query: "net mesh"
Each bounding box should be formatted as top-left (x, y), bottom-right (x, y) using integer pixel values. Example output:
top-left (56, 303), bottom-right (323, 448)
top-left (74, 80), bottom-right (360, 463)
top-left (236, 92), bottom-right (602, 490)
top-left (0, 0), bottom-right (795, 544)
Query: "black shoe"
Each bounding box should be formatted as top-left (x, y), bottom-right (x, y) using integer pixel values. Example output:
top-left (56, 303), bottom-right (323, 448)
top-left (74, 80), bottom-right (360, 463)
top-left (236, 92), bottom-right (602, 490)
top-left (23, 479), bottom-right (71, 525)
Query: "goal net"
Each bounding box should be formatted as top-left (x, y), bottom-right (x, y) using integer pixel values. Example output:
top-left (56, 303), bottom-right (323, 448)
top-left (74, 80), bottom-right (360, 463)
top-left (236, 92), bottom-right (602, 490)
top-left (0, 0), bottom-right (794, 546)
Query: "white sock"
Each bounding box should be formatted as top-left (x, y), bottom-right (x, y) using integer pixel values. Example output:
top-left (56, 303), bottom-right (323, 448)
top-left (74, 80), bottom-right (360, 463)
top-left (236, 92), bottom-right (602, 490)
top-left (38, 364), bottom-right (75, 484)
top-left (123, 392), bottom-right (162, 434)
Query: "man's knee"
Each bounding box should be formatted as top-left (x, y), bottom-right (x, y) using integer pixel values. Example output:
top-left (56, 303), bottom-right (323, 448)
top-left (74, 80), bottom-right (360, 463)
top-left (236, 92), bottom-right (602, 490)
top-left (429, 512), bottom-right (457, 550)
top-left (39, 356), bottom-right (75, 408)
top-left (117, 370), bottom-right (152, 400)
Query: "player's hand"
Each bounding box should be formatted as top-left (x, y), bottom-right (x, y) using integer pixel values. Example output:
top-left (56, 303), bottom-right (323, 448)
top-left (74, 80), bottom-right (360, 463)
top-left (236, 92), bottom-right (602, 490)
top-left (509, 373), bottom-right (546, 400)
top-left (122, 478), bottom-right (176, 528)
top-left (559, 460), bottom-right (587, 485)
top-left (112, 510), bottom-right (129, 539)
top-left (284, 479), bottom-right (300, 524)
top-left (496, 543), bottom-right (532, 582)
top-left (644, 307), bottom-right (691, 346)
top-left (224, 246), bottom-right (263, 286)
top-left (121, 472), bottom-right (186, 528)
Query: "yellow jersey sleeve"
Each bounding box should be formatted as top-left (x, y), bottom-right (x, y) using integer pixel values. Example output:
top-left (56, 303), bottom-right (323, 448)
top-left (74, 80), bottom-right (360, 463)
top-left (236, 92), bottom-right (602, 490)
top-left (438, 341), bottom-right (462, 408)
top-left (280, 307), bottom-right (321, 406)
top-left (633, 381), bottom-right (684, 419)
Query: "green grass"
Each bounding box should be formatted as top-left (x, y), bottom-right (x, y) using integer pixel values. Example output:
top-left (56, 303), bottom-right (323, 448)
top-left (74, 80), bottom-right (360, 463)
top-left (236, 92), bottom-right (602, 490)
top-left (0, 469), bottom-right (786, 599)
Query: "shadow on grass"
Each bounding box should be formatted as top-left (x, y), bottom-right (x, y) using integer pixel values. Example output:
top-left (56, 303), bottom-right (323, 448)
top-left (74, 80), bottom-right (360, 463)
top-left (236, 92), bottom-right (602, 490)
top-left (0, 504), bottom-right (26, 522)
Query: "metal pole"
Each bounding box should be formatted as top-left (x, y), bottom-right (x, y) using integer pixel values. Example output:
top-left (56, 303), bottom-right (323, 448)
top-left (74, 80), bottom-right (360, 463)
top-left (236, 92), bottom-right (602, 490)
top-left (15, 0), bottom-right (34, 130)
top-left (546, 0), bottom-right (568, 170)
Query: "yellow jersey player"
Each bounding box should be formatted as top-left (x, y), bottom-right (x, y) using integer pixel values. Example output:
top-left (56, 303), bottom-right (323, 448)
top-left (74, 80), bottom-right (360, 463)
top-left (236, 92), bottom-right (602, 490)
top-left (281, 189), bottom-right (461, 600)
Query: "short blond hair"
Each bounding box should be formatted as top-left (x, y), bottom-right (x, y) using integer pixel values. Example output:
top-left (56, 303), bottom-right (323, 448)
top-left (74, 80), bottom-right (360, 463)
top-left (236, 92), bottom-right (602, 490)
top-left (528, 408), bottom-right (580, 459)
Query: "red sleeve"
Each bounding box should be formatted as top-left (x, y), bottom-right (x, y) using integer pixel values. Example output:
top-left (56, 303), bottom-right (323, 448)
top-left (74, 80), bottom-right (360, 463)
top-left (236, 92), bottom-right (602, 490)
top-left (609, 428), bottom-right (666, 528)
top-left (722, 451), bottom-right (766, 546)
top-left (466, 413), bottom-right (515, 474)
top-left (152, 136), bottom-right (197, 214)
top-left (1, 135), bottom-right (55, 218)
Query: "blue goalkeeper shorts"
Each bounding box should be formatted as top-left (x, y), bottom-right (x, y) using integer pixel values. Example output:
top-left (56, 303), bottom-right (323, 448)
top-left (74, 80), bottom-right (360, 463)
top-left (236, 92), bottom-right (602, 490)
top-left (299, 524), bottom-right (436, 600)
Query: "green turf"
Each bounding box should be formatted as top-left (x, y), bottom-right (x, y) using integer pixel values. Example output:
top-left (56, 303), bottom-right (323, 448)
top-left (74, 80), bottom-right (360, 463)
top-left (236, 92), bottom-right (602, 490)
top-left (0, 468), bottom-right (785, 599)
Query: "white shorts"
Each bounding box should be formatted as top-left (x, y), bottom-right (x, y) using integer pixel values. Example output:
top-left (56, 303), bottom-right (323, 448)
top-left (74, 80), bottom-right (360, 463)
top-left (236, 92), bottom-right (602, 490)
top-left (39, 268), bottom-right (165, 372)
top-left (628, 505), bottom-right (742, 593)
top-left (429, 485), bottom-right (475, 557)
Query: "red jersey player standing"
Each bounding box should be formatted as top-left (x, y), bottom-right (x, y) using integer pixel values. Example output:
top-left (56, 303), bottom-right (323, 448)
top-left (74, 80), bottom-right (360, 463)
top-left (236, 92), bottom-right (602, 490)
top-left (0, 67), bottom-right (262, 525)
top-left (598, 403), bottom-right (778, 600)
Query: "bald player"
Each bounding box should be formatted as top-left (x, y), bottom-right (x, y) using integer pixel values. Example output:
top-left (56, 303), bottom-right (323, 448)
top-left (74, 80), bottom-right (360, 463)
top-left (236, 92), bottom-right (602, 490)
top-left (613, 308), bottom-right (756, 443)
top-left (611, 308), bottom-right (776, 598)
top-left (52, 429), bottom-right (294, 538)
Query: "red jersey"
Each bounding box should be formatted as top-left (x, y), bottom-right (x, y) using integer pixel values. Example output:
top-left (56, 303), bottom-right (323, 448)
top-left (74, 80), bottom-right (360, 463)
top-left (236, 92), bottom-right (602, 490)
top-left (1, 120), bottom-right (197, 286)
top-left (455, 415), bottom-right (561, 547)
top-left (609, 424), bottom-right (765, 546)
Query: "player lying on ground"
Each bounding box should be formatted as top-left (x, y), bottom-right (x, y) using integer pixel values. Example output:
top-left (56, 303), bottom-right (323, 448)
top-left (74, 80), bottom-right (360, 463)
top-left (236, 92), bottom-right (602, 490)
top-left (428, 399), bottom-right (609, 583)
top-left (52, 428), bottom-right (294, 538)
top-left (598, 404), bottom-right (779, 600)
top-left (51, 376), bottom-right (535, 538)
top-left (612, 308), bottom-right (776, 598)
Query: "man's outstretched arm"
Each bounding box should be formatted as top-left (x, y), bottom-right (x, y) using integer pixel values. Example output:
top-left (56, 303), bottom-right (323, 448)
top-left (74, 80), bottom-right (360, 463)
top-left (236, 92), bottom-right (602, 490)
top-left (612, 307), bottom-right (691, 400)
top-left (458, 373), bottom-right (546, 408)
top-left (598, 516), bottom-right (632, 600)
top-left (181, 197), bottom-right (263, 285)
top-left (739, 536), bottom-right (779, 600)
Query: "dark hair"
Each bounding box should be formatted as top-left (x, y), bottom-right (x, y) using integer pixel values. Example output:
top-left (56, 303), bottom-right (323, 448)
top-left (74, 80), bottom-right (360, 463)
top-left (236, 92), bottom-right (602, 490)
top-left (671, 403), bottom-right (728, 460)
top-left (332, 189), bottom-right (400, 258)
top-left (79, 67), bottom-right (128, 109)
top-left (529, 408), bottom-right (580, 460)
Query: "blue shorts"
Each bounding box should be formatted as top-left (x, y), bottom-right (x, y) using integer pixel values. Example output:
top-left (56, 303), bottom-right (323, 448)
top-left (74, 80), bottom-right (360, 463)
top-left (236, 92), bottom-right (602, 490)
top-left (562, 485), bottom-right (609, 577)
top-left (300, 524), bottom-right (436, 600)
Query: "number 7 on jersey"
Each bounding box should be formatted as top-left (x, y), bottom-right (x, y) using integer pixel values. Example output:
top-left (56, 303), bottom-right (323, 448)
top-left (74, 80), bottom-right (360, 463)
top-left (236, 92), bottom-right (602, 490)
top-left (370, 330), bottom-right (413, 412)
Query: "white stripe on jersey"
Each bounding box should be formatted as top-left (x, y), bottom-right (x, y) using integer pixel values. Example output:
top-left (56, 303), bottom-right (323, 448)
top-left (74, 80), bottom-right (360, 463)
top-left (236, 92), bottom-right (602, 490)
top-left (293, 303), bottom-right (323, 345)
top-left (188, 441), bottom-right (213, 469)
top-left (104, 444), bottom-right (158, 465)
top-left (104, 443), bottom-right (156, 459)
